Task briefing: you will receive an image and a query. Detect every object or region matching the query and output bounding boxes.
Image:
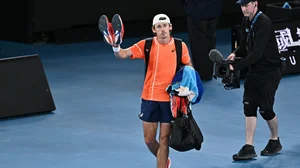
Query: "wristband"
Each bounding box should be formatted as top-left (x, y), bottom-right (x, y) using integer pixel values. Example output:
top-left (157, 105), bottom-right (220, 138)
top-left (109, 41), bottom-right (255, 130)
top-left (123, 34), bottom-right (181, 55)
top-left (112, 46), bottom-right (120, 52)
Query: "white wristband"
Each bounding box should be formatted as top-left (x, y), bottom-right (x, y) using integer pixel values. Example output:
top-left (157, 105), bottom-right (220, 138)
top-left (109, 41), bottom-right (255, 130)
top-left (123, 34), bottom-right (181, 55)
top-left (112, 46), bottom-right (120, 52)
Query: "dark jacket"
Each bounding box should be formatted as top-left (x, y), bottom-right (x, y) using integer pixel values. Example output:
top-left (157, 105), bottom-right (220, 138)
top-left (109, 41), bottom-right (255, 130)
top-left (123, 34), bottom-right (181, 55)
top-left (233, 11), bottom-right (281, 72)
top-left (179, 0), bottom-right (223, 19)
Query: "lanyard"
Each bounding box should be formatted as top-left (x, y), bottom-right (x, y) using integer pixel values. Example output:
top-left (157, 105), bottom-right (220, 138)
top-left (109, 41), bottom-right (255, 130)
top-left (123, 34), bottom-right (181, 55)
top-left (246, 11), bottom-right (262, 50)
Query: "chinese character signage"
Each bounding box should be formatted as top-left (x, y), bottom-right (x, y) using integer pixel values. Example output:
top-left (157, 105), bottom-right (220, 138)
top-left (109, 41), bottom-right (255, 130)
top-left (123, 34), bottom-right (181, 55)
top-left (275, 28), bottom-right (294, 52)
top-left (274, 21), bottom-right (300, 75)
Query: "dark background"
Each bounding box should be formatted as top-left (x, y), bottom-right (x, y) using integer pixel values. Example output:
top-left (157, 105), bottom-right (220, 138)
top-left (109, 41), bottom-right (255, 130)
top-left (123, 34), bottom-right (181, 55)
top-left (0, 0), bottom-right (290, 44)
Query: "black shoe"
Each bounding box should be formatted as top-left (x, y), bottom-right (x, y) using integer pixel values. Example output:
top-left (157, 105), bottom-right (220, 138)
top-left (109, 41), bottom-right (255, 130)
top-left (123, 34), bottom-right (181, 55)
top-left (98, 15), bottom-right (114, 46)
top-left (233, 144), bottom-right (257, 161)
top-left (261, 137), bottom-right (282, 156)
top-left (111, 14), bottom-right (124, 45)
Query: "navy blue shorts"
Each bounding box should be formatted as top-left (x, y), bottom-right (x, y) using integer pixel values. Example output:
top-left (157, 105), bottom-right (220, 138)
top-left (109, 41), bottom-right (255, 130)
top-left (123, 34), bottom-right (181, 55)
top-left (138, 99), bottom-right (173, 123)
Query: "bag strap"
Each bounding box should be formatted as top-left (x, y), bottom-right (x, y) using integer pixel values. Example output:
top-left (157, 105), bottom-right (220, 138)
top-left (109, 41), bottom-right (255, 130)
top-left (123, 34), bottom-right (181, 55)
top-left (144, 37), bottom-right (153, 78)
top-left (174, 38), bottom-right (183, 73)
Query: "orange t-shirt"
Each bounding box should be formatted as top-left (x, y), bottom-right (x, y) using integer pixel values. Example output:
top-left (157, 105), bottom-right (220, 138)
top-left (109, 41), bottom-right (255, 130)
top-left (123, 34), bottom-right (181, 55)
top-left (130, 37), bottom-right (191, 102)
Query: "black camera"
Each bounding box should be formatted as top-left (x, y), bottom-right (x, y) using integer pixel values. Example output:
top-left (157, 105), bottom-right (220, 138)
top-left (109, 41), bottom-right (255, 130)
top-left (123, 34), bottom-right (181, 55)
top-left (209, 49), bottom-right (242, 90)
top-left (213, 57), bottom-right (242, 90)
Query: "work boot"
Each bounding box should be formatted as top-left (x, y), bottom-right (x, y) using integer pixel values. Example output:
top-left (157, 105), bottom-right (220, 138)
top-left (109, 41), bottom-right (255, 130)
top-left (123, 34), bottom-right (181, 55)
top-left (233, 144), bottom-right (257, 161)
top-left (261, 137), bottom-right (282, 156)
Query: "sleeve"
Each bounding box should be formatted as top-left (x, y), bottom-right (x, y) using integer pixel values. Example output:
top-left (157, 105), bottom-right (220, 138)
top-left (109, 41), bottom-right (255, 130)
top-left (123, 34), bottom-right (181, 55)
top-left (181, 42), bottom-right (191, 64)
top-left (234, 20), bottom-right (271, 71)
top-left (233, 18), bottom-right (247, 58)
top-left (129, 40), bottom-right (146, 59)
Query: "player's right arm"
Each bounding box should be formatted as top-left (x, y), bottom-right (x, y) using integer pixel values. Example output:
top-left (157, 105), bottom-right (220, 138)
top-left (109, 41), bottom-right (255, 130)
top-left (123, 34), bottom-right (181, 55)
top-left (112, 40), bottom-right (146, 59)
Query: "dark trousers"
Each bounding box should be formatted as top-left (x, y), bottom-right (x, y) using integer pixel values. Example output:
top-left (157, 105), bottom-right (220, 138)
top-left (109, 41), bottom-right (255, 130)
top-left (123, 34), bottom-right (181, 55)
top-left (187, 16), bottom-right (219, 80)
top-left (243, 69), bottom-right (282, 115)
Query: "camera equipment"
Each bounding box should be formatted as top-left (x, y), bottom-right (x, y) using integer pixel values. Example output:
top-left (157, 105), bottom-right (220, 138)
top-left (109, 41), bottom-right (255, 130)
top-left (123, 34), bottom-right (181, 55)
top-left (280, 57), bottom-right (286, 72)
top-left (209, 49), bottom-right (242, 90)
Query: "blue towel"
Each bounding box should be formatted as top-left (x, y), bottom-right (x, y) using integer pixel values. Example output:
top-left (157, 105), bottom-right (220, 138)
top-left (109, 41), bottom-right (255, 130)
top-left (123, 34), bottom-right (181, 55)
top-left (167, 66), bottom-right (204, 104)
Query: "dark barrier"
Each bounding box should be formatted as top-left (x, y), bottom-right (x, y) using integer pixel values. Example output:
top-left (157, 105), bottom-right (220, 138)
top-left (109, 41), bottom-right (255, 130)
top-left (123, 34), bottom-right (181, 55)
top-left (273, 20), bottom-right (300, 75)
top-left (0, 54), bottom-right (56, 119)
top-left (265, 1), bottom-right (300, 22)
top-left (266, 1), bottom-right (300, 75)
top-left (0, 0), bottom-right (287, 44)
